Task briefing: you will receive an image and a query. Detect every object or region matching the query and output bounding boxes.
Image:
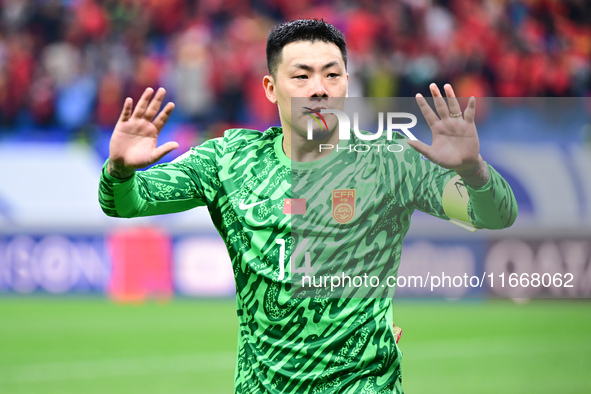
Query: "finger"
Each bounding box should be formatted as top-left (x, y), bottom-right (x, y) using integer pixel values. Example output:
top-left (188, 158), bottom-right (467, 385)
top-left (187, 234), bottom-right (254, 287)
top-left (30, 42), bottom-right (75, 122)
top-left (131, 87), bottom-right (155, 119)
top-left (118, 97), bottom-right (133, 122)
top-left (430, 83), bottom-right (450, 119)
top-left (464, 96), bottom-right (476, 124)
top-left (153, 141), bottom-right (179, 162)
top-left (415, 93), bottom-right (439, 127)
top-left (407, 138), bottom-right (433, 158)
top-left (444, 84), bottom-right (462, 117)
top-left (144, 87), bottom-right (166, 121)
top-left (153, 102), bottom-right (175, 131)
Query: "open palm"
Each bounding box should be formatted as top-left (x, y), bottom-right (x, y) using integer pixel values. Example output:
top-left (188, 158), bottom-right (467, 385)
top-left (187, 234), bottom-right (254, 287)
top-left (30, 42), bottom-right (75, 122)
top-left (109, 87), bottom-right (178, 171)
top-left (408, 84), bottom-right (481, 173)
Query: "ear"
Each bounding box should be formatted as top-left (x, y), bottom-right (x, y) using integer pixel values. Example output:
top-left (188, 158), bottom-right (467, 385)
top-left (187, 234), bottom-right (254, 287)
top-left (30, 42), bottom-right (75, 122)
top-left (263, 74), bottom-right (277, 104)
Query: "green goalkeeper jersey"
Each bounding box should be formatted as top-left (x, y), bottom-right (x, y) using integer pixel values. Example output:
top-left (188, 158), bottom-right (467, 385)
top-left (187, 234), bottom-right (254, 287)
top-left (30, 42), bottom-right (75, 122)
top-left (99, 127), bottom-right (517, 393)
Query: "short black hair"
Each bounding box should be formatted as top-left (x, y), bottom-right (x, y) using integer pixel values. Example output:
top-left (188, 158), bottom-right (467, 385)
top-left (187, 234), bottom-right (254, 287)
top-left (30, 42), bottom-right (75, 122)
top-left (266, 19), bottom-right (347, 77)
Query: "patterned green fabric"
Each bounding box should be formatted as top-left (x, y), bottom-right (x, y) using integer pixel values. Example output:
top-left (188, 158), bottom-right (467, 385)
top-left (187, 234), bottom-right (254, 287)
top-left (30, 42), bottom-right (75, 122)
top-left (99, 127), bottom-right (517, 393)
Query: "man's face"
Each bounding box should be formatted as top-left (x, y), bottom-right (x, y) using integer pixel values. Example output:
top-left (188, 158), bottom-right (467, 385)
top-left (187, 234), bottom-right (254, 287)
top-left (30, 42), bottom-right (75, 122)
top-left (263, 40), bottom-right (348, 141)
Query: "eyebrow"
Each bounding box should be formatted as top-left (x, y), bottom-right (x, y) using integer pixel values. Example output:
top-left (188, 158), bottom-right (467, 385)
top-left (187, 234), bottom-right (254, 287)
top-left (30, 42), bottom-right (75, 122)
top-left (292, 61), bottom-right (340, 72)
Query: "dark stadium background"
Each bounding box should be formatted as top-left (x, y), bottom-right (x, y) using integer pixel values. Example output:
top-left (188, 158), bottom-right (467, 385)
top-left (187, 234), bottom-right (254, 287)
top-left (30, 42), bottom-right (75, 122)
top-left (0, 1), bottom-right (590, 393)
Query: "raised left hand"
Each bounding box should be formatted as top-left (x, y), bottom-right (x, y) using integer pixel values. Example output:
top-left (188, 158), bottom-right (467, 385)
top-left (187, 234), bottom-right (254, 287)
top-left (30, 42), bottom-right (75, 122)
top-left (408, 83), bottom-right (481, 174)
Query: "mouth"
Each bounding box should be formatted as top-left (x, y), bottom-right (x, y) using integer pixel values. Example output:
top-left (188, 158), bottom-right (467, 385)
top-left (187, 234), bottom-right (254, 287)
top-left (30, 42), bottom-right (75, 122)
top-left (302, 106), bottom-right (327, 115)
top-left (302, 106), bottom-right (330, 131)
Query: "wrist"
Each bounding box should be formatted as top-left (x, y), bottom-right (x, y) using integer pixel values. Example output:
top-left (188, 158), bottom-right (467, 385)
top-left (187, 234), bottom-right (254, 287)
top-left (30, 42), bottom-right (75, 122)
top-left (107, 159), bottom-right (136, 179)
top-left (455, 157), bottom-right (490, 188)
top-left (455, 157), bottom-right (485, 178)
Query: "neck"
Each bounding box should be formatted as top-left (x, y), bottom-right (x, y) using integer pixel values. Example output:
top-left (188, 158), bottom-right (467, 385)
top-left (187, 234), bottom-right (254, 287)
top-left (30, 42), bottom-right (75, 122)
top-left (282, 126), bottom-right (339, 162)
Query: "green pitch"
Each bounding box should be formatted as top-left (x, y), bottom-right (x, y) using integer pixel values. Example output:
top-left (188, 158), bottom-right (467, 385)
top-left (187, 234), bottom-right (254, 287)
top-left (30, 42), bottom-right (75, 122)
top-left (0, 297), bottom-right (589, 393)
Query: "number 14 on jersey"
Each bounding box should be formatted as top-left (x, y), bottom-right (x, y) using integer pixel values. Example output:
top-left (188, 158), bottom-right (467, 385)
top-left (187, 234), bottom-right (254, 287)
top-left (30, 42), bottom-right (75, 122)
top-left (275, 239), bottom-right (314, 281)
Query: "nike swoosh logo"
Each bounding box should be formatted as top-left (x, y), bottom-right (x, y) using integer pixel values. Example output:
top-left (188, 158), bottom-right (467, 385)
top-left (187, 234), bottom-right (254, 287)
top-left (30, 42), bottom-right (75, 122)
top-left (239, 199), bottom-right (269, 210)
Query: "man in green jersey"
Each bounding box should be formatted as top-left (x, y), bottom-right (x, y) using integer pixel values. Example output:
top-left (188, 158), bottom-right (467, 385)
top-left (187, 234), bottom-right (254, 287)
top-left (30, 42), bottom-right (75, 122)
top-left (99, 19), bottom-right (517, 393)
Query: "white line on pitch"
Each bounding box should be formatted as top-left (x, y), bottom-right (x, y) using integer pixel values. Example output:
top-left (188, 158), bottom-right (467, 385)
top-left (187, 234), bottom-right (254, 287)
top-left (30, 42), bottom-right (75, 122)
top-left (401, 334), bottom-right (591, 360)
top-left (0, 351), bottom-right (236, 384)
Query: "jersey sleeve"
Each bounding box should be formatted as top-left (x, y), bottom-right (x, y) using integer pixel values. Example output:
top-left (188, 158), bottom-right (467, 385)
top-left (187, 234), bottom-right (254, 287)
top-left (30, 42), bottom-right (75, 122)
top-left (404, 145), bottom-right (518, 230)
top-left (98, 137), bottom-right (223, 218)
top-left (464, 164), bottom-right (518, 229)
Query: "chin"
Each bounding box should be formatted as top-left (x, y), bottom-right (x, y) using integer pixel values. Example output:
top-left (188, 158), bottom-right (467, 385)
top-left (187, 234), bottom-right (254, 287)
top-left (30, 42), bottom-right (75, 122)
top-left (309, 129), bottom-right (331, 141)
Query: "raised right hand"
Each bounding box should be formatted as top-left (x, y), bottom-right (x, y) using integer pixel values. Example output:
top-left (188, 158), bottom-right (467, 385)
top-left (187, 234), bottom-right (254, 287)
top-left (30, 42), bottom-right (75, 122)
top-left (107, 87), bottom-right (178, 178)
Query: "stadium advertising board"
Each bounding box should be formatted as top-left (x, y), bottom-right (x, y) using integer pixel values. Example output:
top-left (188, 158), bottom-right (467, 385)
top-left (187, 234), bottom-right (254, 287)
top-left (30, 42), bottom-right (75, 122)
top-left (2, 234), bottom-right (590, 299)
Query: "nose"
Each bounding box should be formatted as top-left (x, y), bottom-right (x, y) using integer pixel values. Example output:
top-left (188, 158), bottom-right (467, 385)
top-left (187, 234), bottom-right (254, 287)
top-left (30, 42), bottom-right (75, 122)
top-left (309, 75), bottom-right (329, 97)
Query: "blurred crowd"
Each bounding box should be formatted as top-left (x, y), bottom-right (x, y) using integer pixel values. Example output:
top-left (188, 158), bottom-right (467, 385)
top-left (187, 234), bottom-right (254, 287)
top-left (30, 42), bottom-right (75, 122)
top-left (0, 0), bottom-right (590, 138)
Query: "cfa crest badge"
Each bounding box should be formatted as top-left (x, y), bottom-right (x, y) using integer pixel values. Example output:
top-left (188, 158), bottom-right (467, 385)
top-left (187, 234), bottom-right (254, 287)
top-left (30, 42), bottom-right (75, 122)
top-left (332, 189), bottom-right (356, 224)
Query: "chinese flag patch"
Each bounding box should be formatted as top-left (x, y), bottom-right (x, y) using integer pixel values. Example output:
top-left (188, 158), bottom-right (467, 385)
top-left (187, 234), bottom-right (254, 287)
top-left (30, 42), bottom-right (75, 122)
top-left (283, 198), bottom-right (306, 214)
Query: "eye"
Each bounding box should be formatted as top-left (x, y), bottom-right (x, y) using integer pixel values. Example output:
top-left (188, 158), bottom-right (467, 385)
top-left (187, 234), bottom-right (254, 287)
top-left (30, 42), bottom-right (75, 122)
top-left (294, 75), bottom-right (308, 80)
top-left (327, 73), bottom-right (340, 78)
